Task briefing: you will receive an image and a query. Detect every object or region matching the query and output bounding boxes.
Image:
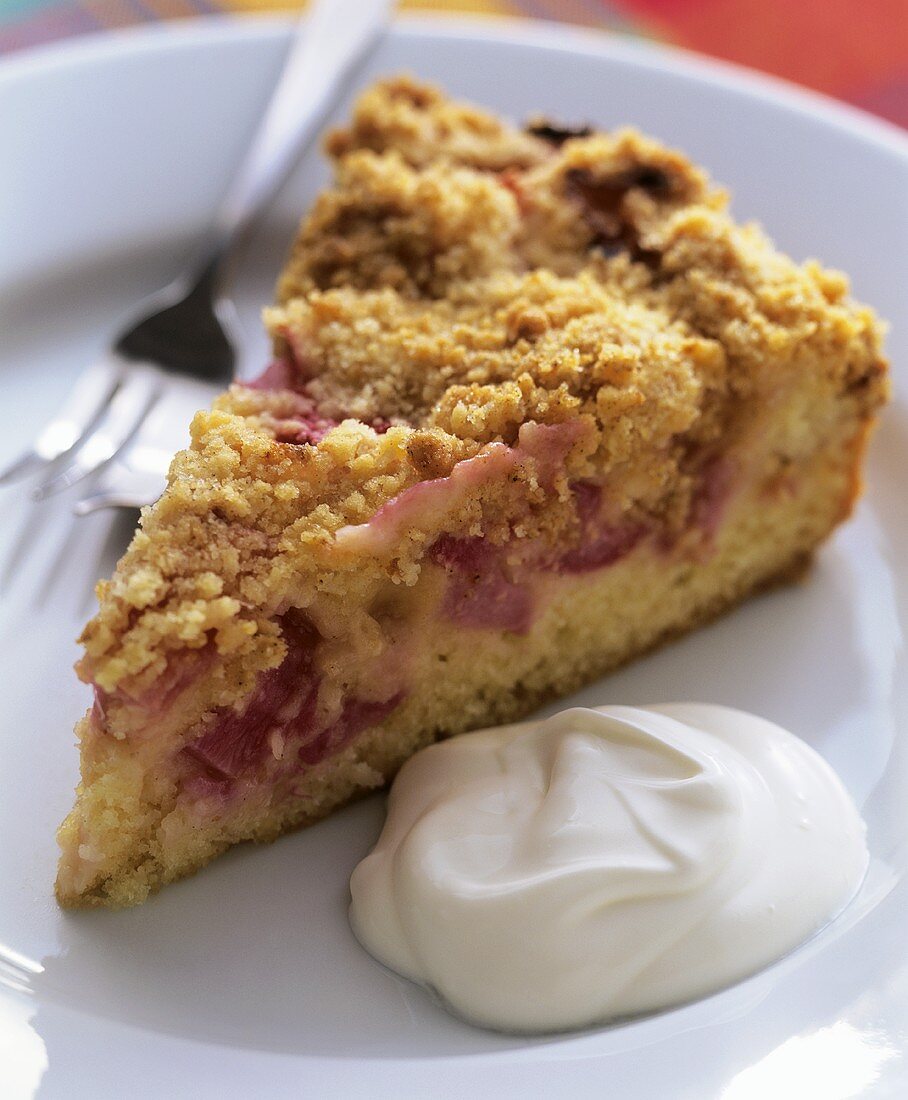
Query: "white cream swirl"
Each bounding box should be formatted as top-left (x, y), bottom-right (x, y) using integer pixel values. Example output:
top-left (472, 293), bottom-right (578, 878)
top-left (349, 704), bottom-right (868, 1033)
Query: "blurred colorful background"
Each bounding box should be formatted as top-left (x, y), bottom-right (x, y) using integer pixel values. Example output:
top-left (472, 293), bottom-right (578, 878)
top-left (1, 0), bottom-right (906, 130)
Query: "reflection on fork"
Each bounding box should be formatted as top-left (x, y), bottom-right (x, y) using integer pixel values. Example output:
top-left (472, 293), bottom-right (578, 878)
top-left (0, 260), bottom-right (236, 503)
top-left (0, 480), bottom-right (129, 616)
top-left (73, 374), bottom-right (221, 514)
top-left (0, 0), bottom-right (392, 510)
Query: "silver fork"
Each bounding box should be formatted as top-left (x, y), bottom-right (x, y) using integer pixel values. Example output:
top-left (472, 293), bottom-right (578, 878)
top-left (1, 0), bottom-right (393, 506)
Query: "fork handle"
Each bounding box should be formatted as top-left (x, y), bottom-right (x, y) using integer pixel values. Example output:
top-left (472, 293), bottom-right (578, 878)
top-left (203, 0), bottom-right (392, 270)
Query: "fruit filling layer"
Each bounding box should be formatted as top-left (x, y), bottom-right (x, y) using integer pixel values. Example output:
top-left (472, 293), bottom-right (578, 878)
top-left (84, 420), bottom-right (738, 808)
top-left (177, 611), bottom-right (405, 791)
top-left (244, 360), bottom-right (392, 444)
top-left (182, 612), bottom-right (321, 780)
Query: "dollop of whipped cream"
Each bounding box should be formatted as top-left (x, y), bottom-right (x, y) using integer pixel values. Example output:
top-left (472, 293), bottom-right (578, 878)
top-left (349, 704), bottom-right (868, 1033)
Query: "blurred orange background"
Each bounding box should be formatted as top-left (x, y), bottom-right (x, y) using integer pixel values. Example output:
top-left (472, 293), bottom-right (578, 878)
top-left (2, 0), bottom-right (906, 129)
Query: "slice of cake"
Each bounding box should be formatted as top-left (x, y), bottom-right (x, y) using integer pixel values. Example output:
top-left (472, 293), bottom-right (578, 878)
top-left (56, 77), bottom-right (888, 907)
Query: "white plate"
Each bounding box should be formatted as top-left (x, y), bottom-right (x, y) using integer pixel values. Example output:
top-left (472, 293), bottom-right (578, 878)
top-left (1, 15), bottom-right (907, 1099)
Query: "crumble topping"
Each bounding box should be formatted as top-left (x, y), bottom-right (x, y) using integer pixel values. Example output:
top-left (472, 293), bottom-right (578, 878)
top-left (323, 74), bottom-right (550, 170)
top-left (265, 268), bottom-right (725, 445)
top-left (79, 76), bottom-right (888, 703)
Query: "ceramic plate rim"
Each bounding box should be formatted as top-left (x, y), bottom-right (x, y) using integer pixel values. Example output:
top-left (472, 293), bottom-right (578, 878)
top-left (1, 12), bottom-right (906, 165)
